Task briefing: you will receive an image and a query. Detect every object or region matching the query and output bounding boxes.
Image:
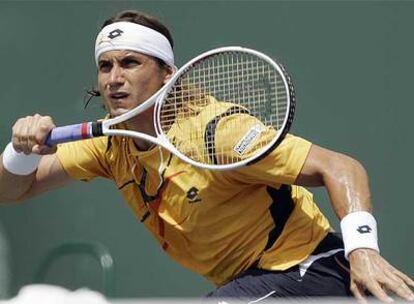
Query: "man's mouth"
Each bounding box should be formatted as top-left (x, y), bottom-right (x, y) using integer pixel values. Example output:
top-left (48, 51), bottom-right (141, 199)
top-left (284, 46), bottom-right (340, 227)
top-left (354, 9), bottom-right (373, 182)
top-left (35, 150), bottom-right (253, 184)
top-left (109, 92), bottom-right (129, 100)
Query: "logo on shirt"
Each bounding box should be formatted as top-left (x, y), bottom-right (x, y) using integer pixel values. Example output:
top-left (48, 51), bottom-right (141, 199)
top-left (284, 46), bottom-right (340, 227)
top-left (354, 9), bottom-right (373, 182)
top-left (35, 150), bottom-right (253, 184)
top-left (233, 124), bottom-right (263, 155)
top-left (186, 186), bottom-right (202, 203)
top-left (357, 225), bottom-right (372, 234)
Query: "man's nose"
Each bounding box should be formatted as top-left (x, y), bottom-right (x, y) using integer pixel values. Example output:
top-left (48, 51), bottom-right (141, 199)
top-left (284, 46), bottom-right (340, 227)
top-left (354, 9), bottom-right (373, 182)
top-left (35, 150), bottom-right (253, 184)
top-left (108, 65), bottom-right (124, 89)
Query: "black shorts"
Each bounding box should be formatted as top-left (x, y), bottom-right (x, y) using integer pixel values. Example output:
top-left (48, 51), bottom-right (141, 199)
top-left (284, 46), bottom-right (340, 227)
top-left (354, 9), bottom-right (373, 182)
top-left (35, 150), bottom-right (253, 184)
top-left (205, 233), bottom-right (351, 302)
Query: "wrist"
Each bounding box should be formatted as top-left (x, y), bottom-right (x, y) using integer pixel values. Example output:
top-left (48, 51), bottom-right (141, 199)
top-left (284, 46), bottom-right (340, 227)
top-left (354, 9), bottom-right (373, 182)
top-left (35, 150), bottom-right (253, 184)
top-left (348, 247), bottom-right (379, 259)
top-left (340, 211), bottom-right (380, 259)
top-left (2, 142), bottom-right (42, 175)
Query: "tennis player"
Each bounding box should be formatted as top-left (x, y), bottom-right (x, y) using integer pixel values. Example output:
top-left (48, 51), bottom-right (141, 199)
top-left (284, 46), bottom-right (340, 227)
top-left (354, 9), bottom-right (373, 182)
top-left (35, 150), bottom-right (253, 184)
top-left (1, 10), bottom-right (413, 303)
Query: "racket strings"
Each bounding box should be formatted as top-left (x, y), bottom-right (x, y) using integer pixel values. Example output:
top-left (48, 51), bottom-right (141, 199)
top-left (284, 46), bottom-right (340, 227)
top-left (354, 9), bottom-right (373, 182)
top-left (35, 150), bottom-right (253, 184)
top-left (159, 51), bottom-right (289, 165)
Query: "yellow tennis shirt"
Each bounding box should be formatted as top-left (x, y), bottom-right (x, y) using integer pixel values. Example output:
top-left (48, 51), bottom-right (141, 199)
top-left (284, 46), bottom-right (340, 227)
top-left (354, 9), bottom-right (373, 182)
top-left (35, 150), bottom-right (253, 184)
top-left (56, 103), bottom-right (331, 286)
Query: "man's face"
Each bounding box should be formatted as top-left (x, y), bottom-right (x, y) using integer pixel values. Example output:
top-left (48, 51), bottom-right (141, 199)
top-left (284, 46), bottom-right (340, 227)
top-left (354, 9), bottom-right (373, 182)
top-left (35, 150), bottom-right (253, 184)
top-left (97, 50), bottom-right (172, 117)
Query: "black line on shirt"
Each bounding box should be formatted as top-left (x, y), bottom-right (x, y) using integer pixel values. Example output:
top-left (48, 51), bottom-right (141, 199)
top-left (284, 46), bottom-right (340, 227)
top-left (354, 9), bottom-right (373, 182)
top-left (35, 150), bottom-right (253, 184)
top-left (264, 185), bottom-right (295, 251)
top-left (118, 179), bottom-right (135, 190)
top-left (204, 106), bottom-right (250, 164)
top-left (140, 211), bottom-right (150, 223)
top-left (138, 168), bottom-right (157, 203)
top-left (166, 151), bottom-right (174, 167)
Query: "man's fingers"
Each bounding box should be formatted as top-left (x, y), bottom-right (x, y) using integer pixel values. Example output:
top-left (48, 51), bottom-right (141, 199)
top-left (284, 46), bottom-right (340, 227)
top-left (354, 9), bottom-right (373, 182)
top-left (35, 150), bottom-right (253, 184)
top-left (383, 272), bottom-right (414, 301)
top-left (20, 122), bottom-right (33, 155)
top-left (349, 249), bottom-right (414, 302)
top-left (350, 282), bottom-right (369, 304)
top-left (32, 144), bottom-right (57, 155)
top-left (364, 280), bottom-right (394, 303)
top-left (393, 269), bottom-right (414, 288)
top-left (11, 114), bottom-right (56, 155)
top-left (388, 282), bottom-right (414, 302)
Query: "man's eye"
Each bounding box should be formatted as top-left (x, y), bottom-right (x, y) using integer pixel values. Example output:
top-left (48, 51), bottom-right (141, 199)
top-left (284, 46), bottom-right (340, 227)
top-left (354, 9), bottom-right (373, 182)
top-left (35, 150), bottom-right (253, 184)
top-left (98, 62), bottom-right (112, 72)
top-left (122, 58), bottom-right (140, 67)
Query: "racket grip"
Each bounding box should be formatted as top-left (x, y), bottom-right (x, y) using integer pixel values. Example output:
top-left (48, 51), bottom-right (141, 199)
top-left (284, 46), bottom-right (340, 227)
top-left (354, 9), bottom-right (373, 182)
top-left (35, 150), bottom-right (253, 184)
top-left (45, 122), bottom-right (103, 146)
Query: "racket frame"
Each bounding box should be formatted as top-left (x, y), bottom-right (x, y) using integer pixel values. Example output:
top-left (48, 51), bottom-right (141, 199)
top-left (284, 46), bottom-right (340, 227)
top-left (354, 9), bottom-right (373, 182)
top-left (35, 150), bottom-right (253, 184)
top-left (51, 46), bottom-right (295, 170)
top-left (153, 46), bottom-right (295, 170)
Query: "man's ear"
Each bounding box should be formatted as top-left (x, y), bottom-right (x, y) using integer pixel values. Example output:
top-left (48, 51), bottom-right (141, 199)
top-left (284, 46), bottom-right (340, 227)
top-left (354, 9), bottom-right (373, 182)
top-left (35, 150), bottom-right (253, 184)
top-left (163, 65), bottom-right (175, 84)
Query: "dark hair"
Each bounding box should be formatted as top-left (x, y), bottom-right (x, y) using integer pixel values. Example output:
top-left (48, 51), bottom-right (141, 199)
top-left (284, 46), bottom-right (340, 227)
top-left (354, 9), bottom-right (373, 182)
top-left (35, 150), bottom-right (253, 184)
top-left (85, 10), bottom-right (174, 108)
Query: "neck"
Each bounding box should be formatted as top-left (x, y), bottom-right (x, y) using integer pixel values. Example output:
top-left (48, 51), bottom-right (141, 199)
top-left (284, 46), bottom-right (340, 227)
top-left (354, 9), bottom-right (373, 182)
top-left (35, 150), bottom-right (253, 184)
top-left (133, 139), bottom-right (156, 151)
top-left (125, 109), bottom-right (157, 151)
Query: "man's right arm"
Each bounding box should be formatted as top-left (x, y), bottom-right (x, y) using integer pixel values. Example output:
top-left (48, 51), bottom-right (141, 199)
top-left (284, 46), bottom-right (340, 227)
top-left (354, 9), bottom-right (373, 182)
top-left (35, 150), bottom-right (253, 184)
top-left (0, 153), bottom-right (73, 203)
top-left (0, 114), bottom-right (74, 203)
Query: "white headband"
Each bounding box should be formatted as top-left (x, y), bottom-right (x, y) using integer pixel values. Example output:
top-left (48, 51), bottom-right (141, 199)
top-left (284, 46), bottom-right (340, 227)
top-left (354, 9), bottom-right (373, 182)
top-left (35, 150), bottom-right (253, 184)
top-left (94, 21), bottom-right (174, 67)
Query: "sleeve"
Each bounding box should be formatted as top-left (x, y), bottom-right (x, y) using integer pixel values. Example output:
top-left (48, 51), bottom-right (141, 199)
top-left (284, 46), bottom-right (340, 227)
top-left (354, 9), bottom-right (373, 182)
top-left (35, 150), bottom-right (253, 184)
top-left (228, 133), bottom-right (312, 187)
top-left (211, 111), bottom-right (312, 186)
top-left (55, 137), bottom-right (113, 182)
top-left (232, 134), bottom-right (312, 187)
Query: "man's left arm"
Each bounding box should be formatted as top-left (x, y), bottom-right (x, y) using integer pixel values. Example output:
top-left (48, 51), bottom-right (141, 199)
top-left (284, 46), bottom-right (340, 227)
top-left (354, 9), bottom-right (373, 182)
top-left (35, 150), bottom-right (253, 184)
top-left (295, 144), bottom-right (414, 303)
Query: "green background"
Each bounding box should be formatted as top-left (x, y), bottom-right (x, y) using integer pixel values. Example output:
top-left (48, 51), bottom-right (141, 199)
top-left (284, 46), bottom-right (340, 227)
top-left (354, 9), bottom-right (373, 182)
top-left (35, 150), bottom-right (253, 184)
top-left (0, 0), bottom-right (413, 299)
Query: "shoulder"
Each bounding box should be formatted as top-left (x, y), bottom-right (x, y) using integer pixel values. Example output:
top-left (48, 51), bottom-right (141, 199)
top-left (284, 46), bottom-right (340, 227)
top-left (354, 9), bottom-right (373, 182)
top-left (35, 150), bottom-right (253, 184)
top-left (56, 136), bottom-right (111, 157)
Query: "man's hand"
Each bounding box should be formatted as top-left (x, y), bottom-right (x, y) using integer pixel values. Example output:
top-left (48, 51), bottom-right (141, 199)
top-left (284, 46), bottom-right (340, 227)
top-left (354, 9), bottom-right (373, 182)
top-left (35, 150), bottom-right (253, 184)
top-left (12, 114), bottom-right (57, 155)
top-left (349, 248), bottom-right (414, 303)
top-left (0, 114), bottom-right (60, 202)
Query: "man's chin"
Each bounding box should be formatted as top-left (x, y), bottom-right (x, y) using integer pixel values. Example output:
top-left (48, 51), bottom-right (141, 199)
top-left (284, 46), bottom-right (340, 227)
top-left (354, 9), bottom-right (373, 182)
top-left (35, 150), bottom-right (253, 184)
top-left (109, 108), bottom-right (131, 117)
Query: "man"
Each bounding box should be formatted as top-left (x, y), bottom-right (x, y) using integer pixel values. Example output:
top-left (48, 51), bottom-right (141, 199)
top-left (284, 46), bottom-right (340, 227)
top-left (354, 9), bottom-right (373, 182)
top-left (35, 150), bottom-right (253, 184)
top-left (0, 10), bottom-right (413, 303)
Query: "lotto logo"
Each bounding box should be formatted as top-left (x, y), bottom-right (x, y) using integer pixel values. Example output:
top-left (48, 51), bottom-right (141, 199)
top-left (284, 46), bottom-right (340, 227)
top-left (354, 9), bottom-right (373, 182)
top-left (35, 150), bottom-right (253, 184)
top-left (186, 186), bottom-right (202, 203)
top-left (108, 29), bottom-right (124, 39)
top-left (357, 225), bottom-right (372, 234)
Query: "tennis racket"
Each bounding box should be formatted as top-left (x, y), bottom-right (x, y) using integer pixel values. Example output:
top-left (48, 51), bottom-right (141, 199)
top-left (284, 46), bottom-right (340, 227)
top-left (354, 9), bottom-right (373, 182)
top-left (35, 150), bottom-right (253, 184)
top-left (46, 46), bottom-right (295, 170)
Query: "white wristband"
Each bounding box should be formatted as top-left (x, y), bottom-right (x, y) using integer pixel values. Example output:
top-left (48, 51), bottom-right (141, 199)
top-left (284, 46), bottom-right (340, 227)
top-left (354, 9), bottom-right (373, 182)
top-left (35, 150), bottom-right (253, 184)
top-left (340, 211), bottom-right (379, 259)
top-left (2, 142), bottom-right (42, 175)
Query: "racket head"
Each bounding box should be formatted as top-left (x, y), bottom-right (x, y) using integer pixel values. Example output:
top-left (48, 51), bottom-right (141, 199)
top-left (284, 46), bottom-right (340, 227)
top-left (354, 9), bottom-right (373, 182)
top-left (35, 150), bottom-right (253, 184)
top-left (155, 46), bottom-right (295, 170)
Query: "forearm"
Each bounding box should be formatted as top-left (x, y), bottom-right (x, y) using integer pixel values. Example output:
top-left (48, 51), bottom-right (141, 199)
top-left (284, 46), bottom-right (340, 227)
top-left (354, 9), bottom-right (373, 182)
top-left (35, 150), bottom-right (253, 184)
top-left (322, 151), bottom-right (372, 219)
top-left (0, 153), bottom-right (36, 203)
top-left (296, 145), bottom-right (373, 219)
top-left (297, 144), bottom-right (381, 260)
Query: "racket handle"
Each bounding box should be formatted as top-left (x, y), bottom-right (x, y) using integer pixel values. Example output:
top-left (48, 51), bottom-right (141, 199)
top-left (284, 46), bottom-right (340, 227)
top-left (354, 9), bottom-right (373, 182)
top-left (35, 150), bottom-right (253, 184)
top-left (46, 122), bottom-right (103, 146)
